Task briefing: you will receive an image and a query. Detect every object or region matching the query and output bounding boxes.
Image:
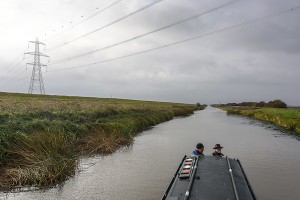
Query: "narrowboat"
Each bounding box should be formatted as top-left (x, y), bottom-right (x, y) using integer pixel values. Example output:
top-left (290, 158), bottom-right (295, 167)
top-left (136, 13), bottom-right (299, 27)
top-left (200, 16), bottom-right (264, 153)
top-left (162, 155), bottom-right (256, 200)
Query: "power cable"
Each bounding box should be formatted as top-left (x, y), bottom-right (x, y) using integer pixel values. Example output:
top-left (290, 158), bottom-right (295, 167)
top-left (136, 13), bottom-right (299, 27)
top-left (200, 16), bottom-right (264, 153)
top-left (0, 58), bottom-right (28, 86)
top-left (46, 5), bottom-right (300, 73)
top-left (1, 54), bottom-right (23, 72)
top-left (1, 55), bottom-right (44, 86)
top-left (3, 69), bottom-right (28, 86)
top-left (49, 0), bottom-right (239, 65)
top-left (2, 47), bottom-right (30, 72)
top-left (6, 71), bottom-right (29, 92)
top-left (4, 58), bottom-right (25, 73)
top-left (46, 0), bottom-right (166, 52)
top-left (7, 75), bottom-right (29, 93)
top-left (45, 0), bottom-right (123, 41)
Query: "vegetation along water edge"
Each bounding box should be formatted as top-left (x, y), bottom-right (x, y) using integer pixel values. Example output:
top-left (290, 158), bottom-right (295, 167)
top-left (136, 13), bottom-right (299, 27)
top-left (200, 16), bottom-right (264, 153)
top-left (0, 92), bottom-right (205, 189)
top-left (213, 100), bottom-right (300, 136)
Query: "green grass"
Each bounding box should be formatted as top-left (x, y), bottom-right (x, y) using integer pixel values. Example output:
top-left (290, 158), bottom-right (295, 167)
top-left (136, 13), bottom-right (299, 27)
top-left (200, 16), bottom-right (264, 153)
top-left (218, 106), bottom-right (300, 135)
top-left (0, 92), bottom-right (204, 188)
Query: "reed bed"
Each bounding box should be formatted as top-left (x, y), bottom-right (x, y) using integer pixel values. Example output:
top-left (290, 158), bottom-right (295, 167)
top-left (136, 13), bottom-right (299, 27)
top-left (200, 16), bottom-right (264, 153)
top-left (0, 92), bottom-right (203, 189)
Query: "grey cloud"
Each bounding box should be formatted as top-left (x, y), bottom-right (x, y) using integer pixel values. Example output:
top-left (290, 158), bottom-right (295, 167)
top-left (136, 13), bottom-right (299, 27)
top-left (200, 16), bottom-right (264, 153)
top-left (1, 0), bottom-right (300, 106)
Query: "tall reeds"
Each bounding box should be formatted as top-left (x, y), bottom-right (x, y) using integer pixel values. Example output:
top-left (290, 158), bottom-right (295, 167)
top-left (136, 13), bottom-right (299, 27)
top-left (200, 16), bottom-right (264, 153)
top-left (0, 92), bottom-right (202, 188)
top-left (2, 132), bottom-right (77, 188)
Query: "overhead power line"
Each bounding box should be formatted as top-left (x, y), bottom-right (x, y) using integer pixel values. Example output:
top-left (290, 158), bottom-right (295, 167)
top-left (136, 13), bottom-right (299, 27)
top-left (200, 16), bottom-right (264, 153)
top-left (45, 0), bottom-right (123, 41)
top-left (2, 54), bottom-right (23, 72)
top-left (0, 57), bottom-right (30, 86)
top-left (49, 0), bottom-right (239, 65)
top-left (2, 46), bottom-right (31, 73)
top-left (1, 68), bottom-right (29, 91)
top-left (46, 5), bottom-right (300, 73)
top-left (4, 70), bottom-right (28, 89)
top-left (4, 58), bottom-right (25, 73)
top-left (46, 0), bottom-right (165, 52)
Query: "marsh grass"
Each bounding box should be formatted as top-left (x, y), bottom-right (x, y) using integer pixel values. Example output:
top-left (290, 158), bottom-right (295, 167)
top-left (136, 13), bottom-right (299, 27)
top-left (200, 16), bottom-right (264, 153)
top-left (220, 106), bottom-right (300, 135)
top-left (0, 92), bottom-right (202, 188)
top-left (1, 132), bottom-right (77, 188)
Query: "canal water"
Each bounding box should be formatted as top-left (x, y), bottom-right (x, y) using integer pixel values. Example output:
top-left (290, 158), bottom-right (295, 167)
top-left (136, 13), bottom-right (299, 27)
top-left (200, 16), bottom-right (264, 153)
top-left (1, 107), bottom-right (300, 200)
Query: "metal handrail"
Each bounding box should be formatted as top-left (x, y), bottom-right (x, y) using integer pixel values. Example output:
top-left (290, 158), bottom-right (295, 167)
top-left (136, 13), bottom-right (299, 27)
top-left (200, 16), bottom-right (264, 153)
top-left (183, 155), bottom-right (199, 200)
top-left (227, 156), bottom-right (239, 200)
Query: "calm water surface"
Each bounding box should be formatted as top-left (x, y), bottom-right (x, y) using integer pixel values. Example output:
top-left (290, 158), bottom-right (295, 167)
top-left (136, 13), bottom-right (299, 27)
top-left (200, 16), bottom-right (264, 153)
top-left (1, 107), bottom-right (300, 200)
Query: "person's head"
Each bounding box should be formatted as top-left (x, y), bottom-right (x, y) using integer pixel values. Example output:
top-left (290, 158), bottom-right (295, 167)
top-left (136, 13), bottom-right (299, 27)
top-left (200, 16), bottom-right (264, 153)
top-left (213, 144), bottom-right (223, 153)
top-left (196, 143), bottom-right (204, 154)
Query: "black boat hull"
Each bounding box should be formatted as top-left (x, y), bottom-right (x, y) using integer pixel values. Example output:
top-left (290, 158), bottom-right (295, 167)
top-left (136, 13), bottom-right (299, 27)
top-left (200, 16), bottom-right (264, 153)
top-left (162, 155), bottom-right (256, 200)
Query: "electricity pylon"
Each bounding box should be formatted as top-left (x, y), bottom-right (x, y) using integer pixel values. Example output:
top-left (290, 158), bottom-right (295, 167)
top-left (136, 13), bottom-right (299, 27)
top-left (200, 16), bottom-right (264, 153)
top-left (25, 38), bottom-right (49, 94)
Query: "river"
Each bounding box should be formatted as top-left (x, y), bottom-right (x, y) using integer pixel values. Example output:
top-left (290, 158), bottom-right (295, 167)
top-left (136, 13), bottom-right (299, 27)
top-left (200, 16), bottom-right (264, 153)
top-left (1, 106), bottom-right (300, 200)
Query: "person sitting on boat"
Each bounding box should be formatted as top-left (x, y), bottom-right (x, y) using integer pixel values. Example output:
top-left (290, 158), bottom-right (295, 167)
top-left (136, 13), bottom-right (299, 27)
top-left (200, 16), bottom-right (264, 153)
top-left (212, 144), bottom-right (224, 156)
top-left (192, 143), bottom-right (204, 155)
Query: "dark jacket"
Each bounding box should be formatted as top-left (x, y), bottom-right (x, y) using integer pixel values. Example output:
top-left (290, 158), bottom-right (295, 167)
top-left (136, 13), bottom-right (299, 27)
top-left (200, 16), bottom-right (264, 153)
top-left (212, 151), bottom-right (224, 156)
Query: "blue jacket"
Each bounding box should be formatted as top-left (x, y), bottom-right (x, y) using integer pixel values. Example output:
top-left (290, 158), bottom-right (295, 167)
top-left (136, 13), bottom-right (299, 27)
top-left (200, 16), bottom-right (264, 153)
top-left (192, 149), bottom-right (203, 155)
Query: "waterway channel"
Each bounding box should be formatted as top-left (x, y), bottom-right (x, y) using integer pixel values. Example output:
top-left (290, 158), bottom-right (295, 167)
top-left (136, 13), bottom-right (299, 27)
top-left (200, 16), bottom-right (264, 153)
top-left (1, 106), bottom-right (300, 200)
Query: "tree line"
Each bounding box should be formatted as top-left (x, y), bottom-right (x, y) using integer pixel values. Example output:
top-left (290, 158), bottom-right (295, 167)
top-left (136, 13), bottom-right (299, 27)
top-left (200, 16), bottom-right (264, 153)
top-left (212, 99), bottom-right (287, 108)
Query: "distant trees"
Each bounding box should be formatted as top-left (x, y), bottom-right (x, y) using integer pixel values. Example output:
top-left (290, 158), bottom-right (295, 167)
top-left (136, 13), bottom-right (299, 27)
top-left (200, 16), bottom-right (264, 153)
top-left (196, 103), bottom-right (207, 110)
top-left (267, 100), bottom-right (287, 108)
top-left (215, 99), bottom-right (287, 108)
top-left (256, 101), bottom-right (266, 107)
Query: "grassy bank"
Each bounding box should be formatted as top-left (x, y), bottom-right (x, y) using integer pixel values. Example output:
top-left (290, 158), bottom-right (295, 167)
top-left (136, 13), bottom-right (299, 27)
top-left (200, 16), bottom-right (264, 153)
top-left (0, 92), bottom-right (203, 189)
top-left (218, 106), bottom-right (300, 135)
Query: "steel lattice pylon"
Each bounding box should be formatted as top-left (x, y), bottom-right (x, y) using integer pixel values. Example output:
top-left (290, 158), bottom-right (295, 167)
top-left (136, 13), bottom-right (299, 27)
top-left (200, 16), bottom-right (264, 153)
top-left (25, 38), bottom-right (49, 94)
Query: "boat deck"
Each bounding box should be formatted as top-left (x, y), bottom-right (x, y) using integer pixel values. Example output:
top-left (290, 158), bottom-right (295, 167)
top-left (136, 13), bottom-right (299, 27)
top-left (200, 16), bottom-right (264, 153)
top-left (162, 155), bottom-right (256, 200)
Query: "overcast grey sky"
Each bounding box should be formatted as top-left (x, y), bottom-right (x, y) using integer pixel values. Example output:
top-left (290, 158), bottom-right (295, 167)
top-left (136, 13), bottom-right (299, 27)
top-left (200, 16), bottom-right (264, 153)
top-left (1, 0), bottom-right (300, 105)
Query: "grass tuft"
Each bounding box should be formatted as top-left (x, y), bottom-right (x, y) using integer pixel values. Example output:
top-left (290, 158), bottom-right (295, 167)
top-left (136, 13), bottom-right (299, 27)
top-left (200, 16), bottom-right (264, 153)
top-left (1, 131), bottom-right (77, 188)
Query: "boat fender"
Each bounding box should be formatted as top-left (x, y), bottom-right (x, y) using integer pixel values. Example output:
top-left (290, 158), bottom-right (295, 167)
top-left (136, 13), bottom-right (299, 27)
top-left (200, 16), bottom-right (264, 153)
top-left (185, 191), bottom-right (189, 197)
